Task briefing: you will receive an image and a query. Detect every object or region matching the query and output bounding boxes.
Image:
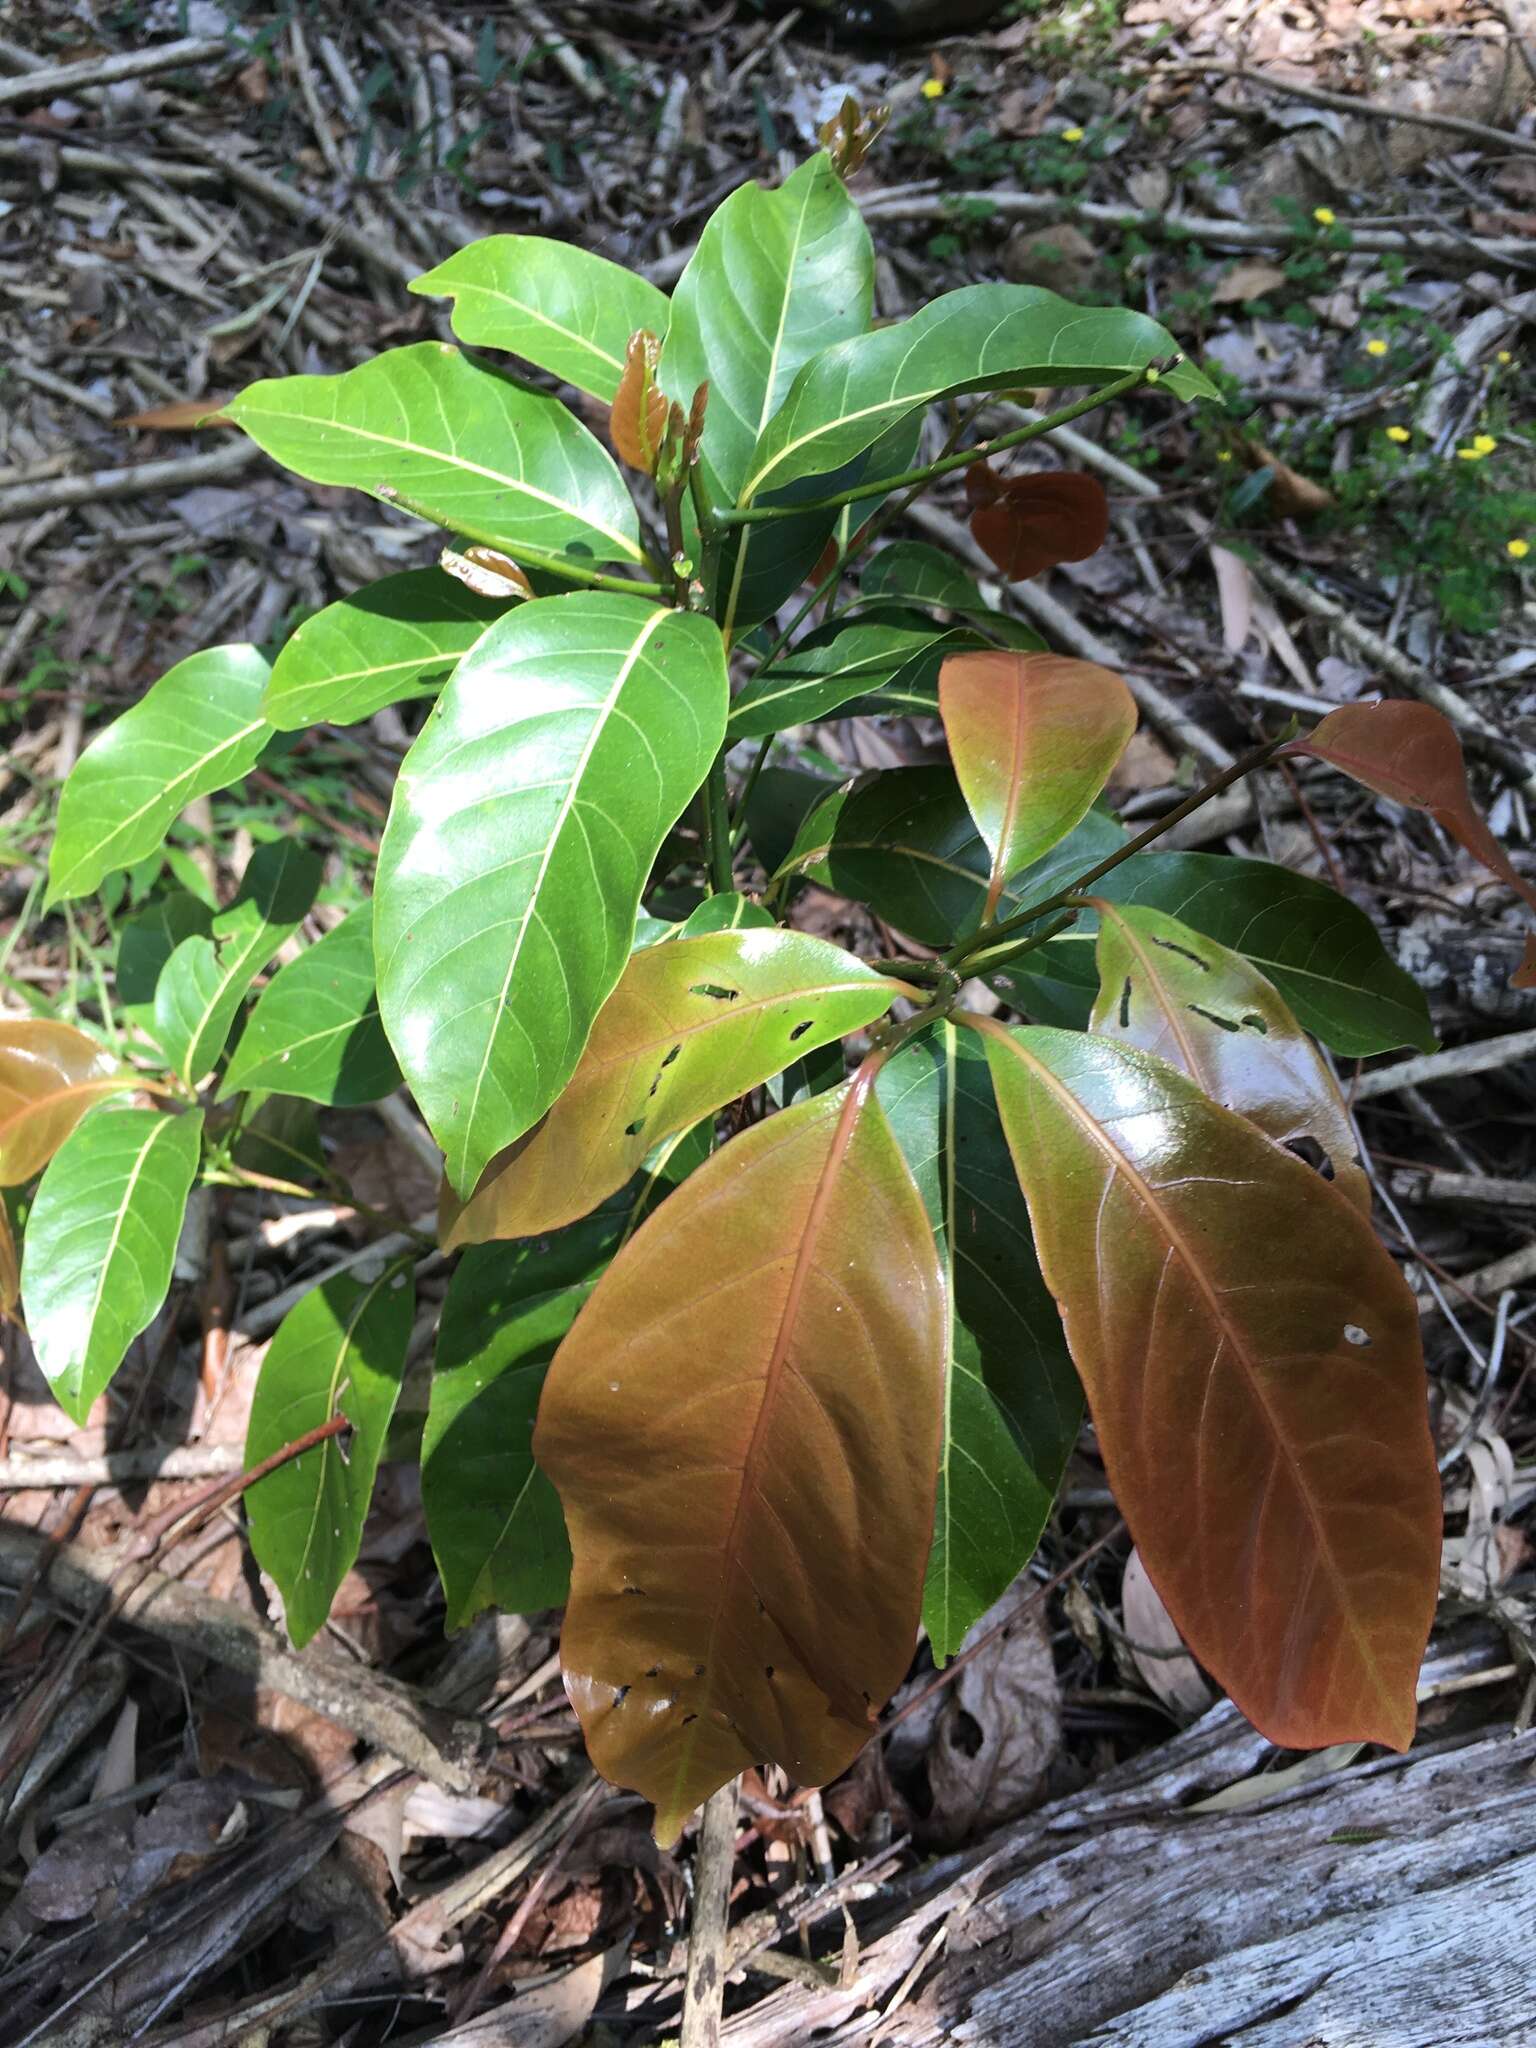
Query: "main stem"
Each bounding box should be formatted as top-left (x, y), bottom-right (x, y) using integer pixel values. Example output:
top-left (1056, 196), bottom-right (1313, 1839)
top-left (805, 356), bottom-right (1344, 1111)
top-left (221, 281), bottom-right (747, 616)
top-left (946, 730), bottom-right (1290, 974)
top-left (718, 365), bottom-right (1161, 527)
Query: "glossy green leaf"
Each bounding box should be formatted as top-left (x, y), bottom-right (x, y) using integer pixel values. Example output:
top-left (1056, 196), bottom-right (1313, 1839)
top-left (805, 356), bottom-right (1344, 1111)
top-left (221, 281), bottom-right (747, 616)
top-left (729, 614), bottom-right (966, 740)
top-left (263, 569), bottom-right (508, 731)
top-left (412, 236), bottom-right (670, 403)
top-left (973, 1018), bottom-right (1440, 1751)
top-left (744, 285), bottom-right (1213, 504)
top-left (424, 1202), bottom-right (619, 1626)
top-left (1089, 899), bottom-right (1369, 1212)
top-left (117, 891), bottom-right (213, 1026)
top-left (861, 540), bottom-right (991, 618)
top-left (219, 906), bottom-right (400, 1106)
top-left (675, 892), bottom-right (777, 936)
top-left (0, 1019), bottom-right (137, 1187)
top-left (779, 766), bottom-right (1122, 946)
top-left (445, 928), bottom-right (902, 1244)
top-left (535, 1070), bottom-right (945, 1845)
top-left (224, 343), bottom-right (645, 572)
top-left (879, 1024), bottom-right (1081, 1662)
top-left (744, 766), bottom-right (840, 879)
top-left (661, 151), bottom-right (873, 505)
top-left (154, 841), bottom-right (323, 1089)
top-left (21, 1107), bottom-right (203, 1423)
top-left (991, 853), bottom-right (1436, 1056)
top-left (244, 1262), bottom-right (415, 1648)
top-left (375, 593), bottom-right (729, 1198)
top-left (47, 646), bottom-right (272, 905)
top-left (941, 650), bottom-right (1136, 924)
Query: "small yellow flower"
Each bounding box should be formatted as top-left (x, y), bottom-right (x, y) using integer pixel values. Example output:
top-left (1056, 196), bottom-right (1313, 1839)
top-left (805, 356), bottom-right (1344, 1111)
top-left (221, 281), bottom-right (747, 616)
top-left (1364, 338), bottom-right (1388, 358)
top-left (920, 77), bottom-right (945, 99)
top-left (1061, 126), bottom-right (1085, 143)
top-left (1216, 449), bottom-right (1234, 462)
top-left (1385, 425), bottom-right (1410, 443)
top-left (1509, 538), bottom-right (1531, 560)
top-left (1474, 433), bottom-right (1498, 455)
top-left (1456, 446), bottom-right (1485, 461)
top-left (1313, 206), bottom-right (1336, 226)
top-left (1497, 350), bottom-right (1513, 365)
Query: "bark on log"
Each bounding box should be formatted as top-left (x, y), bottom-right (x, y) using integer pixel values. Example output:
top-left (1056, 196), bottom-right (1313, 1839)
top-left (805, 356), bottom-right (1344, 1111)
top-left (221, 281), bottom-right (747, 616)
top-left (725, 1641), bottom-right (1536, 2046)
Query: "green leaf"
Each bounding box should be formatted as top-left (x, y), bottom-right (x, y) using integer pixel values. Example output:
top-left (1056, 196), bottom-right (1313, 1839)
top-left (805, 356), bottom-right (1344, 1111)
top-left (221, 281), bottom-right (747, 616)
top-left (263, 569), bottom-right (508, 731)
top-left (425, 1241), bottom-right (593, 1627)
top-left (729, 614), bottom-right (971, 740)
top-left (220, 906), bottom-right (400, 1106)
top-left (21, 1107), bottom-right (203, 1424)
top-left (879, 1025), bottom-right (1081, 1662)
top-left (443, 928), bottom-right (902, 1244)
top-left (224, 344), bottom-right (646, 572)
top-left (745, 285), bottom-right (1213, 504)
top-left (780, 767), bottom-right (1123, 946)
top-left (744, 765), bottom-right (839, 879)
top-left (991, 853), bottom-right (1436, 1057)
top-left (675, 891), bottom-right (777, 936)
top-left (244, 1263), bottom-right (415, 1648)
top-left (48, 646), bottom-right (272, 905)
top-left (154, 841), bottom-right (323, 1089)
top-left (661, 152), bottom-right (873, 506)
top-left (412, 236), bottom-right (671, 403)
top-left (375, 592), bottom-right (729, 1198)
top-left (862, 540), bottom-right (991, 618)
top-left (117, 892), bottom-right (213, 1026)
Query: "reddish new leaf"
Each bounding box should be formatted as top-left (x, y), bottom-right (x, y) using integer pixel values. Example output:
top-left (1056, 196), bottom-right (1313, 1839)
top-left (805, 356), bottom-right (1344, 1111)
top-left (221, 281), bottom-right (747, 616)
top-left (535, 1066), bottom-right (946, 1845)
top-left (610, 329), bottom-right (670, 474)
top-left (940, 648), bottom-right (1136, 918)
top-left (444, 930), bottom-right (902, 1248)
top-left (1284, 700), bottom-right (1536, 984)
top-left (1088, 899), bottom-right (1369, 1214)
top-left (969, 1014), bottom-right (1440, 1752)
top-left (965, 466), bottom-right (1109, 582)
top-left (0, 1019), bottom-right (136, 1187)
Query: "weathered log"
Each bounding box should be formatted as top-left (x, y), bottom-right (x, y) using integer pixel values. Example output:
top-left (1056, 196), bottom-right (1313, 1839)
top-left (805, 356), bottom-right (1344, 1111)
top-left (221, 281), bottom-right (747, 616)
top-left (725, 1642), bottom-right (1535, 2046)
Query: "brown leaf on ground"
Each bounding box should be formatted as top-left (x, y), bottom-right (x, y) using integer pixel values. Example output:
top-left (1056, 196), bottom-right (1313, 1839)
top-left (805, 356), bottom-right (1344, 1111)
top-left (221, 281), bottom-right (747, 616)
top-left (1211, 261), bottom-right (1288, 304)
top-left (1122, 1547), bottom-right (1215, 1719)
top-left (924, 1592), bottom-right (1060, 1846)
top-left (1243, 442), bottom-right (1335, 518)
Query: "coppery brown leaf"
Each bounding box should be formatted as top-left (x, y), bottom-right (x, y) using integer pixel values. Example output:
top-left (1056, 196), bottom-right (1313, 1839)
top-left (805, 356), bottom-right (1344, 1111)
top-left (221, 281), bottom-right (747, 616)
top-left (971, 1015), bottom-right (1441, 1753)
top-left (0, 1018), bottom-right (134, 1186)
top-left (535, 1066), bottom-right (946, 1845)
top-left (965, 467), bottom-right (1109, 581)
top-left (1285, 699), bottom-right (1536, 985)
top-left (610, 329), bottom-right (669, 474)
top-left (1088, 899), bottom-right (1369, 1213)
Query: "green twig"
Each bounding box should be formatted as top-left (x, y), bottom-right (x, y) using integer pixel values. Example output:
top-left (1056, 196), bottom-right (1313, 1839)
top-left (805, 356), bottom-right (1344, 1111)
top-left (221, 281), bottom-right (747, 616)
top-left (945, 729), bottom-right (1292, 972)
top-left (719, 366), bottom-right (1162, 527)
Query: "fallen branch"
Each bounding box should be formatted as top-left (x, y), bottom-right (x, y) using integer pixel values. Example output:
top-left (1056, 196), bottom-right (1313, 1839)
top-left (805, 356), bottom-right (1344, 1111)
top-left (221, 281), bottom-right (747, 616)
top-left (1354, 1026), bottom-right (1536, 1100)
top-left (857, 186), bottom-right (1536, 273)
top-left (0, 34), bottom-right (229, 108)
top-left (0, 1519), bottom-right (489, 1791)
top-left (1166, 58), bottom-right (1536, 160)
top-left (0, 1443), bottom-right (243, 1492)
top-left (0, 442), bottom-right (256, 523)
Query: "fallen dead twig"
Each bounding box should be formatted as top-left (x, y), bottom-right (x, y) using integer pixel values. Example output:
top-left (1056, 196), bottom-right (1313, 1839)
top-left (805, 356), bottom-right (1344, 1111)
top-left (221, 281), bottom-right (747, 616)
top-left (0, 1519), bottom-right (489, 1791)
top-left (0, 443), bottom-right (256, 523)
top-left (0, 33), bottom-right (230, 107)
top-left (0, 1443), bottom-right (244, 1492)
top-left (682, 1778), bottom-right (742, 2048)
top-left (1164, 59), bottom-right (1536, 160)
top-left (1353, 1026), bottom-right (1536, 1101)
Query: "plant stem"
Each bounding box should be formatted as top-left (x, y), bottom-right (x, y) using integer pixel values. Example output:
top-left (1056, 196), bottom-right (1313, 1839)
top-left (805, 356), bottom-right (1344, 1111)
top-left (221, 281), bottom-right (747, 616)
top-left (202, 1163), bottom-right (437, 1253)
top-left (718, 366), bottom-right (1161, 527)
top-left (378, 486), bottom-right (667, 598)
top-left (945, 729), bottom-right (1290, 972)
top-left (728, 734), bottom-right (775, 852)
top-left (703, 757), bottom-right (734, 895)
